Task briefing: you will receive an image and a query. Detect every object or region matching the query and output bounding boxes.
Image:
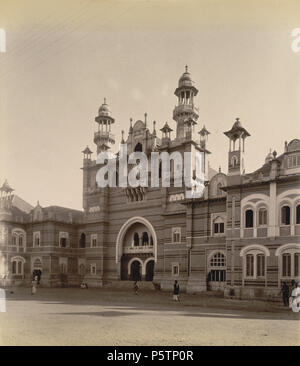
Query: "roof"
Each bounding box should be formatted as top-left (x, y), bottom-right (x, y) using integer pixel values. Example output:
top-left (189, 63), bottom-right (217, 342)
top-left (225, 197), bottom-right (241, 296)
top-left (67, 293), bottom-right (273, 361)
top-left (224, 118), bottom-right (250, 139)
top-left (0, 180), bottom-right (14, 193)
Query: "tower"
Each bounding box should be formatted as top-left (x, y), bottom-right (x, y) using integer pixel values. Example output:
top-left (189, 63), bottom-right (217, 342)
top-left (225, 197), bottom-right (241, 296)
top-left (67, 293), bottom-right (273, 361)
top-left (94, 98), bottom-right (115, 154)
top-left (173, 66), bottom-right (199, 140)
top-left (224, 118), bottom-right (250, 180)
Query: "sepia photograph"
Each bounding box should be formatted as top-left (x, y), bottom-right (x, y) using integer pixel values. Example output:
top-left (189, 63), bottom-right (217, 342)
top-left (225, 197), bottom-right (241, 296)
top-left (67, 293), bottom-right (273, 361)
top-left (0, 0), bottom-right (300, 351)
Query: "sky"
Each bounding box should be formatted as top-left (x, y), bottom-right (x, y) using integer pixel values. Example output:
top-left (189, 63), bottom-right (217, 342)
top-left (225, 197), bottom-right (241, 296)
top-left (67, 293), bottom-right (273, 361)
top-left (0, 0), bottom-right (299, 210)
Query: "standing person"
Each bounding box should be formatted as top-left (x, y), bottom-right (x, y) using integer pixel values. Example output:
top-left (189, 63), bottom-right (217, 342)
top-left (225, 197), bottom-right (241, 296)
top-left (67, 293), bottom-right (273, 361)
top-left (133, 281), bottom-right (139, 295)
top-left (173, 280), bottom-right (180, 302)
top-left (31, 276), bottom-right (38, 295)
top-left (291, 282), bottom-right (300, 313)
top-left (280, 282), bottom-right (290, 307)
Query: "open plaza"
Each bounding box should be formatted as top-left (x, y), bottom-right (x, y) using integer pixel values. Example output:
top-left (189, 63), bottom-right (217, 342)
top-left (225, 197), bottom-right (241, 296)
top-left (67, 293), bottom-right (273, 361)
top-left (0, 285), bottom-right (299, 346)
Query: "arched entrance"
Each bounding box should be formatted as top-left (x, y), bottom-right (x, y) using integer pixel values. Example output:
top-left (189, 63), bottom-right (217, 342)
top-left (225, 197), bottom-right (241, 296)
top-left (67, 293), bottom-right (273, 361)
top-left (130, 260), bottom-right (142, 281)
top-left (145, 260), bottom-right (155, 281)
top-left (116, 217), bottom-right (157, 281)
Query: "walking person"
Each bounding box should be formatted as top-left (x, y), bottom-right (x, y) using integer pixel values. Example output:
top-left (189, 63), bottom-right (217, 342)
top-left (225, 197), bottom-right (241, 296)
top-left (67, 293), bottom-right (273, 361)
top-left (133, 281), bottom-right (139, 295)
top-left (280, 282), bottom-right (289, 307)
top-left (31, 275), bottom-right (38, 295)
top-left (173, 280), bottom-right (180, 302)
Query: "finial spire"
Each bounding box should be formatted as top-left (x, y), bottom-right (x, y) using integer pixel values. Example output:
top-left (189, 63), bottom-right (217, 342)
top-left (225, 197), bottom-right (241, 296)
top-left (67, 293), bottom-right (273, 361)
top-left (121, 130), bottom-right (125, 143)
top-left (185, 65), bottom-right (188, 73)
top-left (144, 113), bottom-right (147, 126)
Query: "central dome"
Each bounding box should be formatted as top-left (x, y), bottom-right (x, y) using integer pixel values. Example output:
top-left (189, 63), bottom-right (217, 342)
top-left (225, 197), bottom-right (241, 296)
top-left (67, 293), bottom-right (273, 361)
top-left (98, 98), bottom-right (111, 117)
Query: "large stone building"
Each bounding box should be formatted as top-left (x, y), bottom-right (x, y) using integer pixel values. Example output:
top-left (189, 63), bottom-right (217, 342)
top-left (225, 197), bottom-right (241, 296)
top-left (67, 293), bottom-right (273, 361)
top-left (0, 67), bottom-right (300, 300)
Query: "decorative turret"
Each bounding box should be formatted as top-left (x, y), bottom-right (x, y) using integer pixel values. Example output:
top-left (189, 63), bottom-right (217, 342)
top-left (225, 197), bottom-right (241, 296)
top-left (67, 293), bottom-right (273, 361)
top-left (173, 66), bottom-right (199, 139)
top-left (94, 98), bottom-right (115, 154)
top-left (265, 148), bottom-right (273, 164)
top-left (224, 118), bottom-right (250, 178)
top-left (160, 122), bottom-right (173, 144)
top-left (199, 125), bottom-right (210, 149)
top-left (0, 180), bottom-right (14, 215)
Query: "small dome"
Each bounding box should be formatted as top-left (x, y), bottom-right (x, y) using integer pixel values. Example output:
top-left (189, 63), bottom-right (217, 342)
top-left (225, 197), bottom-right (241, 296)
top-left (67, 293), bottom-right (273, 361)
top-left (265, 149), bottom-right (273, 163)
top-left (178, 65), bottom-right (193, 87)
top-left (98, 98), bottom-right (111, 117)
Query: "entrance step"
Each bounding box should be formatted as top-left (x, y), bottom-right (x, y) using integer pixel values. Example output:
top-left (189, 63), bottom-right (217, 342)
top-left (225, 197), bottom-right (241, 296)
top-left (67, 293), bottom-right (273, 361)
top-left (103, 280), bottom-right (157, 291)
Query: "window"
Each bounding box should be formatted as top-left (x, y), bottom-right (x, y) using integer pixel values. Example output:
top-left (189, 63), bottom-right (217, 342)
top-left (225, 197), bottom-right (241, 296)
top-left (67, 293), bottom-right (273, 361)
top-left (296, 205), bottom-right (300, 225)
top-left (281, 206), bottom-right (290, 225)
top-left (59, 232), bottom-right (69, 248)
top-left (150, 236), bottom-right (153, 246)
top-left (142, 232), bottom-right (149, 246)
top-left (12, 234), bottom-right (17, 246)
top-left (133, 233), bottom-right (139, 246)
top-left (91, 234), bottom-right (97, 248)
top-left (287, 154), bottom-right (300, 168)
top-left (214, 222), bottom-right (224, 234)
top-left (33, 232), bottom-right (40, 247)
top-left (246, 254), bottom-right (254, 277)
top-left (245, 209), bottom-right (254, 228)
top-left (257, 254), bottom-right (265, 277)
top-left (276, 245), bottom-right (300, 279)
top-left (91, 263), bottom-right (96, 275)
top-left (258, 208), bottom-right (267, 226)
top-left (172, 228), bottom-right (181, 243)
top-left (242, 248), bottom-right (267, 279)
top-left (208, 253), bottom-right (226, 282)
top-left (295, 253), bottom-right (300, 277)
top-left (210, 252), bottom-right (226, 267)
top-left (231, 155), bottom-right (238, 167)
top-left (11, 257), bottom-right (24, 275)
top-left (79, 233), bottom-right (86, 248)
top-left (172, 264), bottom-right (179, 276)
top-left (282, 253), bottom-right (291, 277)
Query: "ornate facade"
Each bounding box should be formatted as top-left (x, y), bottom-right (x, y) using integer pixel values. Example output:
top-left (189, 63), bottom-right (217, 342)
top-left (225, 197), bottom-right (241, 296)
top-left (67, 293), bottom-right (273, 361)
top-left (0, 67), bottom-right (300, 300)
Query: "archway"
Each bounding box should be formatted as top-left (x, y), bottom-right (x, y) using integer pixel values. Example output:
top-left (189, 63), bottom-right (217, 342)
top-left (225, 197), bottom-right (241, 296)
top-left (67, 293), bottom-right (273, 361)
top-left (145, 260), bottom-right (155, 281)
top-left (130, 260), bottom-right (142, 281)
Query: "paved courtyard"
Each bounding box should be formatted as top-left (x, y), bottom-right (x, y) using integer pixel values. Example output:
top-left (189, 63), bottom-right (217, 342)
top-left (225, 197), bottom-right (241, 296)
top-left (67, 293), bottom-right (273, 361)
top-left (0, 287), bottom-right (299, 346)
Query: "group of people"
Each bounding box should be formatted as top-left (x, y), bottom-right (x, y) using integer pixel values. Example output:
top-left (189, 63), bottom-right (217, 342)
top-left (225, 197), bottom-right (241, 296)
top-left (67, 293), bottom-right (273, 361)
top-left (280, 280), bottom-right (300, 312)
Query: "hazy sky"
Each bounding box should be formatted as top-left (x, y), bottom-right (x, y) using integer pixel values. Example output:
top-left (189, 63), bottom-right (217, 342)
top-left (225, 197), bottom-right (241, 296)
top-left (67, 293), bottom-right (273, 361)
top-left (0, 0), bottom-right (299, 210)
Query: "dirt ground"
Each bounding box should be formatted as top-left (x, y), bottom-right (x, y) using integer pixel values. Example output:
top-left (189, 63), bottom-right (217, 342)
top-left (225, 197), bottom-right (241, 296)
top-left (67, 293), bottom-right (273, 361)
top-left (0, 287), bottom-right (299, 346)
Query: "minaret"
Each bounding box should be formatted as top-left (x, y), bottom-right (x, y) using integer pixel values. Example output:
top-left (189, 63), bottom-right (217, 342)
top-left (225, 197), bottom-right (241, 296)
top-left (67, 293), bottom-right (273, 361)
top-left (224, 118), bottom-right (250, 181)
top-left (94, 98), bottom-right (115, 154)
top-left (173, 66), bottom-right (199, 140)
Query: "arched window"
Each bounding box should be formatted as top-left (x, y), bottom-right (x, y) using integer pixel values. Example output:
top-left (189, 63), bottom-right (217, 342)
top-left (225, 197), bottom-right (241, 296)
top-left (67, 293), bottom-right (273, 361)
top-left (282, 253), bottom-right (291, 277)
top-left (142, 232), bottom-right (149, 246)
top-left (246, 254), bottom-right (254, 277)
top-left (213, 217), bottom-right (225, 235)
top-left (246, 252), bottom-right (265, 278)
top-left (281, 205), bottom-right (290, 225)
top-left (245, 209), bottom-right (254, 228)
top-left (275, 244), bottom-right (300, 279)
top-left (59, 232), bottom-right (68, 248)
top-left (134, 143), bottom-right (142, 152)
top-left (33, 232), bottom-right (40, 247)
top-left (12, 234), bottom-right (17, 246)
top-left (133, 233), bottom-right (139, 247)
top-left (258, 208), bottom-right (268, 226)
top-left (208, 252), bottom-right (226, 282)
top-left (79, 233), bottom-right (86, 248)
top-left (210, 252), bottom-right (226, 267)
top-left (231, 155), bottom-right (238, 167)
top-left (11, 257), bottom-right (25, 275)
top-left (296, 204), bottom-right (300, 225)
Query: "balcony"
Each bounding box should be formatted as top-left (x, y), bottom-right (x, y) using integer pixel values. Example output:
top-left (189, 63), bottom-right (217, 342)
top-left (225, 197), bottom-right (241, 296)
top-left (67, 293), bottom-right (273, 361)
top-left (93, 131), bottom-right (115, 143)
top-left (173, 104), bottom-right (199, 119)
top-left (123, 245), bottom-right (154, 254)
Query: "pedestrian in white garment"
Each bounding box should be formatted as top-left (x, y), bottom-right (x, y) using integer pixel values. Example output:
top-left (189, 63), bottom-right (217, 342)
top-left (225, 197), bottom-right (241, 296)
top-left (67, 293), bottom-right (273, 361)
top-left (291, 282), bottom-right (300, 313)
top-left (0, 288), bottom-right (6, 312)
